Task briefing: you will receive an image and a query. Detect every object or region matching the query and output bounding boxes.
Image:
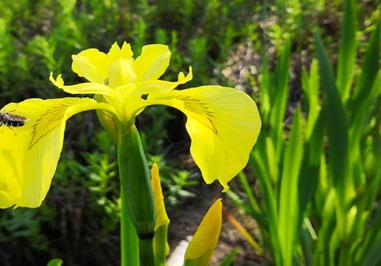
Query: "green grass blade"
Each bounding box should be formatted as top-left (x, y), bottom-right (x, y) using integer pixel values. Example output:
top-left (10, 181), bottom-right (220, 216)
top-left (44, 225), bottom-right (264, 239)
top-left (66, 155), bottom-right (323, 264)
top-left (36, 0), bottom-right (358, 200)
top-left (298, 113), bottom-right (324, 225)
top-left (353, 172), bottom-right (381, 264)
top-left (250, 150), bottom-right (281, 265)
top-left (238, 172), bottom-right (260, 213)
top-left (352, 21), bottom-right (380, 106)
top-left (226, 189), bottom-right (267, 229)
top-left (314, 32), bottom-right (352, 206)
top-left (278, 108), bottom-right (304, 266)
top-left (266, 137), bottom-right (279, 184)
top-left (314, 190), bottom-right (337, 266)
top-left (259, 57), bottom-right (271, 122)
top-left (300, 224), bottom-right (314, 266)
top-left (219, 247), bottom-right (240, 266)
top-left (47, 259), bottom-right (63, 266)
top-left (337, 0), bottom-right (357, 102)
top-left (269, 39), bottom-right (291, 161)
top-left (349, 56), bottom-right (381, 151)
top-left (302, 59), bottom-right (320, 140)
top-left (299, 61), bottom-right (323, 219)
top-left (362, 233), bottom-right (381, 266)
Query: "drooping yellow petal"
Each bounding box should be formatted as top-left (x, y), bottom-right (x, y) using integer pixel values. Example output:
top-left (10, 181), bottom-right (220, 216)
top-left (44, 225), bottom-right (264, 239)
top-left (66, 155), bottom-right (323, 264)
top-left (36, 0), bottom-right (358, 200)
top-left (50, 73), bottom-right (116, 96)
top-left (134, 44), bottom-right (171, 82)
top-left (0, 98), bottom-right (113, 208)
top-left (71, 48), bottom-right (109, 83)
top-left (148, 86), bottom-right (261, 189)
top-left (184, 199), bottom-right (222, 266)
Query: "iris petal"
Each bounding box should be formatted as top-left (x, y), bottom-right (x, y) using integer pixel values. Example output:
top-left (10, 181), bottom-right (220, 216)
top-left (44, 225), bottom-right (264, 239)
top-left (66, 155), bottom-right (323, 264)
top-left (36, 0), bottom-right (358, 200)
top-left (147, 86), bottom-right (261, 189)
top-left (138, 66), bottom-right (193, 93)
top-left (71, 48), bottom-right (109, 83)
top-left (108, 41), bottom-right (133, 60)
top-left (134, 44), bottom-right (171, 82)
top-left (0, 98), bottom-right (113, 208)
top-left (50, 73), bottom-right (116, 96)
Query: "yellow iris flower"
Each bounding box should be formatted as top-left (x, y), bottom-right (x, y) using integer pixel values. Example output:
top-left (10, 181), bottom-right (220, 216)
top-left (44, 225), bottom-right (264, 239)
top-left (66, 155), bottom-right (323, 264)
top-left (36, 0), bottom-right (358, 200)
top-left (0, 42), bottom-right (261, 208)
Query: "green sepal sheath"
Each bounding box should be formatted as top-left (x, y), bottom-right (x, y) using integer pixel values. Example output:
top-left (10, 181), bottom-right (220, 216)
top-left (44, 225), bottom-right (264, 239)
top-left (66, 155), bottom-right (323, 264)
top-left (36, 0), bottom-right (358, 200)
top-left (118, 125), bottom-right (156, 266)
top-left (117, 125), bottom-right (156, 237)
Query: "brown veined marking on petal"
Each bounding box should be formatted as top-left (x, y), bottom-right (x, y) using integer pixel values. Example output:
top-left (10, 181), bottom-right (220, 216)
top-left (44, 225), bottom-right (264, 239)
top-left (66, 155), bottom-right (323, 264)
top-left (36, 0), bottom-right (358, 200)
top-left (176, 95), bottom-right (218, 134)
top-left (28, 103), bottom-right (74, 150)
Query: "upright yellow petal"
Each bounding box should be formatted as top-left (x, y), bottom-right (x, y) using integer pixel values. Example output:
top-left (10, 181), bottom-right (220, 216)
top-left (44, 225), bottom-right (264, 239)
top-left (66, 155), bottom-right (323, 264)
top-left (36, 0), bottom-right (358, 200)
top-left (108, 58), bottom-right (136, 88)
top-left (184, 199), bottom-right (222, 266)
top-left (72, 48), bottom-right (109, 83)
top-left (0, 98), bottom-right (113, 208)
top-left (134, 44), bottom-right (171, 82)
top-left (108, 41), bottom-right (133, 60)
top-left (148, 86), bottom-right (261, 189)
top-left (107, 42), bottom-right (136, 87)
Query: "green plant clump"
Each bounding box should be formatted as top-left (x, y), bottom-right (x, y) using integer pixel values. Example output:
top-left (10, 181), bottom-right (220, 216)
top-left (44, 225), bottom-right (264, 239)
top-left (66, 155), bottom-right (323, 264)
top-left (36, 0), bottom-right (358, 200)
top-left (229, 1), bottom-right (381, 265)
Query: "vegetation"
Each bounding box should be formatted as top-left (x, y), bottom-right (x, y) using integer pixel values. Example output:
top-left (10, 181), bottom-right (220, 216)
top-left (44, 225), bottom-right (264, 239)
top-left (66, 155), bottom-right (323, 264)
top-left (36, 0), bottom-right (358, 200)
top-left (0, 0), bottom-right (380, 265)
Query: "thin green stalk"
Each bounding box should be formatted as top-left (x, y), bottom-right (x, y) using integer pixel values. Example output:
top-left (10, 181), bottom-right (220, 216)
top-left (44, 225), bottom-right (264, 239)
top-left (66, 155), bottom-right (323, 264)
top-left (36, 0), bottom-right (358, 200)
top-left (120, 179), bottom-right (139, 266)
top-left (140, 238), bottom-right (155, 266)
top-left (238, 172), bottom-right (260, 213)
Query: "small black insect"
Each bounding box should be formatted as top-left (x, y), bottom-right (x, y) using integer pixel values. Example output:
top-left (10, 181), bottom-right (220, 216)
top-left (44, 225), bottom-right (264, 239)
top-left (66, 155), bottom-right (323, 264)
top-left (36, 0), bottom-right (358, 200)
top-left (0, 112), bottom-right (27, 127)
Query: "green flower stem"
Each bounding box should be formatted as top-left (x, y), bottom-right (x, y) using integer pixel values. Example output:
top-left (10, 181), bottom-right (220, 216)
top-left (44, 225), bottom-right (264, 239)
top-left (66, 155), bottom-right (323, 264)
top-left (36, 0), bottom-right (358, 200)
top-left (140, 238), bottom-right (155, 266)
top-left (120, 183), bottom-right (139, 266)
top-left (118, 125), bottom-right (156, 266)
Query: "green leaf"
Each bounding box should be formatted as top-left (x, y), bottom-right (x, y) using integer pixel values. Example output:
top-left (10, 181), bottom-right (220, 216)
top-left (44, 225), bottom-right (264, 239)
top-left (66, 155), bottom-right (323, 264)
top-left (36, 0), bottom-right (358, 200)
top-left (47, 258), bottom-right (63, 266)
top-left (278, 108), bottom-right (304, 266)
top-left (352, 21), bottom-right (380, 107)
top-left (238, 172), bottom-right (260, 213)
top-left (302, 59), bottom-right (320, 140)
top-left (219, 247), bottom-right (239, 266)
top-left (259, 57), bottom-right (271, 122)
top-left (226, 189), bottom-right (267, 229)
top-left (250, 149), bottom-right (281, 265)
top-left (362, 233), bottom-right (381, 266)
top-left (314, 32), bottom-right (352, 205)
top-left (337, 0), bottom-right (357, 102)
top-left (269, 39), bottom-right (291, 162)
top-left (298, 113), bottom-right (324, 228)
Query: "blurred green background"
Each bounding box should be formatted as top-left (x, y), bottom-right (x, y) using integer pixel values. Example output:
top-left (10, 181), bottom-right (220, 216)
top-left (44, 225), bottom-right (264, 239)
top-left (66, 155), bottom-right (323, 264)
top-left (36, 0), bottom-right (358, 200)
top-left (0, 0), bottom-right (380, 265)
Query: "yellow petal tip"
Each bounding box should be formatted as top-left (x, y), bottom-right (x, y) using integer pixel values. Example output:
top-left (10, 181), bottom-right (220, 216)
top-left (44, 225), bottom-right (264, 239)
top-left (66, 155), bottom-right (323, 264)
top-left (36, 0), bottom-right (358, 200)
top-left (49, 73), bottom-right (64, 89)
top-left (222, 184), bottom-right (230, 193)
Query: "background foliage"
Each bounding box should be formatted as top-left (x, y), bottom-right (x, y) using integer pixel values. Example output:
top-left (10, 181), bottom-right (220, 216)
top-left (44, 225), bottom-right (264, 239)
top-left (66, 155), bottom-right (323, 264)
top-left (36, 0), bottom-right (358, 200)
top-left (0, 0), bottom-right (380, 265)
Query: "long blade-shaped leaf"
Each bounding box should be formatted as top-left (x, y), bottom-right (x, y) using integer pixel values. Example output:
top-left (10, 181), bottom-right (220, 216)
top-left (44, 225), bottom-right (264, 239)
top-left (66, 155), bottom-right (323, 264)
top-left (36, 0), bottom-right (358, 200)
top-left (352, 21), bottom-right (380, 106)
top-left (269, 39), bottom-right (291, 162)
top-left (337, 0), bottom-right (357, 102)
top-left (302, 59), bottom-right (320, 140)
top-left (278, 108), bottom-right (304, 266)
top-left (314, 32), bottom-right (352, 205)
